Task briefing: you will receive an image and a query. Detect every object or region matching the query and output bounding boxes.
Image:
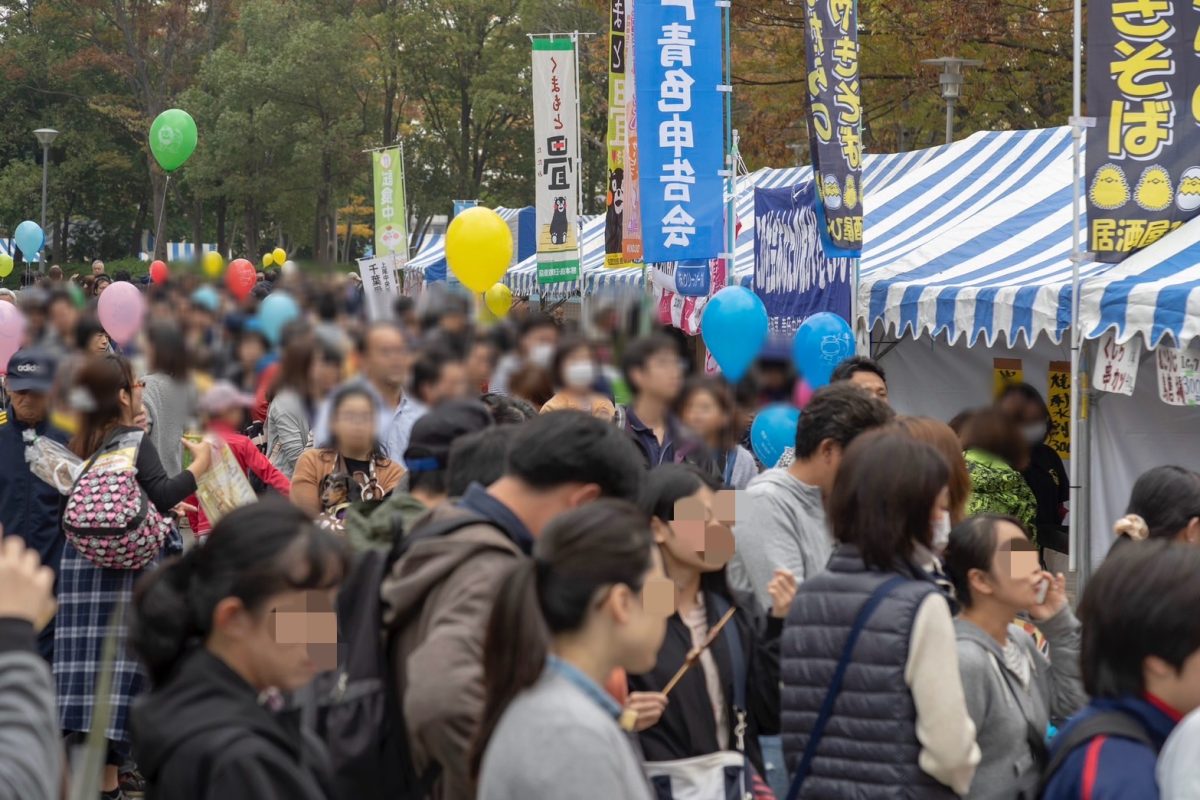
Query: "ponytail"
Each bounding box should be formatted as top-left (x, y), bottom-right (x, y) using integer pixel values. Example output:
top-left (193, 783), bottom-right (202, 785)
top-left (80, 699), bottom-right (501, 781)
top-left (470, 499), bottom-right (654, 778)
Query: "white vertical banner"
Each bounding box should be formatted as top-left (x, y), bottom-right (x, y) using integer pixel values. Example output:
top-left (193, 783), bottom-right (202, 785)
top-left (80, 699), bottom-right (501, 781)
top-left (532, 37), bottom-right (581, 285)
top-left (358, 254), bottom-right (398, 321)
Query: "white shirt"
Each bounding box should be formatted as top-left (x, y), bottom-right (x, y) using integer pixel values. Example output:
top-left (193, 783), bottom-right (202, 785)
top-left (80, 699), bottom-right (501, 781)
top-left (1159, 708), bottom-right (1200, 799)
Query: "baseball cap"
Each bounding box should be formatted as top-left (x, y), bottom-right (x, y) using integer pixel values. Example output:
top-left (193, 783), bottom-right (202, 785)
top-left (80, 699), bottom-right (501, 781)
top-left (199, 380), bottom-right (255, 415)
top-left (403, 399), bottom-right (493, 472)
top-left (7, 348), bottom-right (57, 393)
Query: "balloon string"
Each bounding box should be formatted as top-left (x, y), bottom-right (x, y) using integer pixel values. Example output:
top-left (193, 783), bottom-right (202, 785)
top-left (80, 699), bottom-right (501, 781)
top-left (155, 174), bottom-right (172, 256)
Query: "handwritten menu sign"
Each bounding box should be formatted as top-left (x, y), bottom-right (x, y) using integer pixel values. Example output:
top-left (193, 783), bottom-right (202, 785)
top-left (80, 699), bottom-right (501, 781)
top-left (1093, 331), bottom-right (1141, 396)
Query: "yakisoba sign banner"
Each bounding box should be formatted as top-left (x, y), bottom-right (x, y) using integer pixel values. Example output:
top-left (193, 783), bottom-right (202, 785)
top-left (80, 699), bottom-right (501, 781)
top-left (1087, 1), bottom-right (1200, 261)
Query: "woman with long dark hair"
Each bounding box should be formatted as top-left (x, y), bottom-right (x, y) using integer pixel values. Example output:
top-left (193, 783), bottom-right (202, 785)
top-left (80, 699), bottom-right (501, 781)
top-left (290, 384), bottom-right (403, 518)
top-left (781, 430), bottom-right (979, 798)
top-left (473, 501), bottom-right (667, 799)
top-left (629, 464), bottom-right (791, 792)
top-left (1109, 465), bottom-right (1200, 555)
top-left (130, 499), bottom-right (348, 800)
top-left (141, 321), bottom-right (199, 476)
top-left (677, 377), bottom-right (759, 489)
top-left (59, 354), bottom-right (213, 798)
top-left (266, 335), bottom-right (319, 478)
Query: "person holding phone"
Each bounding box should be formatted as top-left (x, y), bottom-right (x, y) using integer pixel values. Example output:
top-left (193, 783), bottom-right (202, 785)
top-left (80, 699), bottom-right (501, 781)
top-left (943, 515), bottom-right (1087, 800)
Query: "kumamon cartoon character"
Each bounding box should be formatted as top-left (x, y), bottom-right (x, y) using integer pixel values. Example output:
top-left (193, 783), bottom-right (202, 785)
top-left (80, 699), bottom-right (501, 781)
top-left (550, 196), bottom-right (569, 245)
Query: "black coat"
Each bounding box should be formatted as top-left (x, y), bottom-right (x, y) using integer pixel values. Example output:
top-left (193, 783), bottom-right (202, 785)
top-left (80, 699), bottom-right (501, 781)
top-left (1021, 442), bottom-right (1069, 552)
top-left (628, 577), bottom-right (782, 775)
top-left (132, 649), bottom-right (336, 800)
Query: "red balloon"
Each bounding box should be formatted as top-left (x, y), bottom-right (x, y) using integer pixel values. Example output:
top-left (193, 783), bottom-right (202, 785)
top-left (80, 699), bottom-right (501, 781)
top-left (149, 260), bottom-right (169, 285)
top-left (225, 258), bottom-right (257, 300)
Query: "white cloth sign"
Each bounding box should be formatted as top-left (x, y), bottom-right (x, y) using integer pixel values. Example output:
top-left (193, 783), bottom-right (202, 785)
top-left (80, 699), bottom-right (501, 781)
top-left (358, 255), bottom-right (398, 321)
top-left (1157, 345), bottom-right (1200, 406)
top-left (1093, 331), bottom-right (1141, 396)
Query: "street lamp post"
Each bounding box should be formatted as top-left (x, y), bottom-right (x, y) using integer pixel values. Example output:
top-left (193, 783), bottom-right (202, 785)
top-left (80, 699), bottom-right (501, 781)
top-left (33, 128), bottom-right (60, 240)
top-left (920, 58), bottom-right (981, 144)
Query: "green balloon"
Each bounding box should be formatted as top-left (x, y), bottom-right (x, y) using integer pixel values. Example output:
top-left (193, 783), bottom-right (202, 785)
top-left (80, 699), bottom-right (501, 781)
top-left (149, 108), bottom-right (198, 172)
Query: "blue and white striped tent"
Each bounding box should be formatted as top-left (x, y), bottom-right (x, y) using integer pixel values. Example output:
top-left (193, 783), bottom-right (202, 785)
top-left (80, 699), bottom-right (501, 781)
top-left (139, 242), bottom-right (219, 262)
top-left (406, 207), bottom-right (532, 282)
top-left (1081, 213), bottom-right (1200, 349)
top-left (505, 144), bottom-right (945, 297)
top-left (859, 126), bottom-right (1116, 348)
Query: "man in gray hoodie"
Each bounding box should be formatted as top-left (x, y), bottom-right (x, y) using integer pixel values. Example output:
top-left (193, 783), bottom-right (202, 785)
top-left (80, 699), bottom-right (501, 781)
top-left (729, 383), bottom-right (894, 608)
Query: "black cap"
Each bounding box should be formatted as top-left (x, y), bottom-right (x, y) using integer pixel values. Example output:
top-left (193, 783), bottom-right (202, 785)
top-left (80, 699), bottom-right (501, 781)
top-left (403, 399), bottom-right (493, 472)
top-left (7, 347), bottom-right (57, 393)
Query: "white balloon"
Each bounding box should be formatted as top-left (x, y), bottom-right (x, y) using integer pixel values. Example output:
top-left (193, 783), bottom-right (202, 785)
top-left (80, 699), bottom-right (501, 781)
top-left (281, 260), bottom-right (299, 276)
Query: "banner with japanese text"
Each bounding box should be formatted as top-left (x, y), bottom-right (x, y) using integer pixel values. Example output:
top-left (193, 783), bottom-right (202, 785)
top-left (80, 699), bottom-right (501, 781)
top-left (753, 181), bottom-right (852, 335)
top-left (605, 0), bottom-right (630, 267)
top-left (804, 0), bottom-right (863, 255)
top-left (358, 255), bottom-right (399, 321)
top-left (532, 38), bottom-right (581, 284)
top-left (1087, 2), bottom-right (1200, 261)
top-left (372, 148), bottom-right (408, 261)
top-left (622, 0), bottom-right (643, 263)
top-left (634, 0), bottom-right (724, 264)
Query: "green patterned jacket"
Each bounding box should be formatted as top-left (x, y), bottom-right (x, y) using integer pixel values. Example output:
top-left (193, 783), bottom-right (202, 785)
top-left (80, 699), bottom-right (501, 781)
top-left (964, 448), bottom-right (1039, 545)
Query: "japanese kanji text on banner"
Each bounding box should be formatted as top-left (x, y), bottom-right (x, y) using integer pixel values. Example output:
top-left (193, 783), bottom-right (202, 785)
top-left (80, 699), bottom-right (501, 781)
top-left (532, 38), bottom-right (581, 285)
top-left (358, 255), bottom-right (398, 322)
top-left (372, 148), bottom-right (408, 261)
top-left (605, 0), bottom-right (629, 268)
top-left (634, 0), bottom-right (724, 264)
top-left (1086, 2), bottom-right (1200, 261)
top-left (804, 0), bottom-right (863, 256)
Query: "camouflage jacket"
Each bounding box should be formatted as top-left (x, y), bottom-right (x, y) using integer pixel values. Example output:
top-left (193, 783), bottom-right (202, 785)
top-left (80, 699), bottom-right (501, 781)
top-left (965, 449), bottom-right (1039, 544)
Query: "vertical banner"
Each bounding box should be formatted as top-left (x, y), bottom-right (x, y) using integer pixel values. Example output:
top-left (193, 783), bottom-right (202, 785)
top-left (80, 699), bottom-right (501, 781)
top-left (993, 358), bottom-right (1024, 399)
top-left (372, 148), bottom-right (408, 261)
top-left (634, 0), bottom-right (724, 264)
top-left (1157, 345), bottom-right (1200, 405)
top-left (532, 38), bottom-right (582, 284)
top-left (1047, 361), bottom-right (1072, 459)
top-left (605, 0), bottom-right (629, 267)
top-left (804, 0), bottom-right (863, 255)
top-left (358, 255), bottom-right (398, 321)
top-left (622, 0), bottom-right (643, 263)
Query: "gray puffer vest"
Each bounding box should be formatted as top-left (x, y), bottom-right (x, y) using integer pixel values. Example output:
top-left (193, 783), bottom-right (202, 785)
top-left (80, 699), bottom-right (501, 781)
top-left (781, 545), bottom-right (957, 799)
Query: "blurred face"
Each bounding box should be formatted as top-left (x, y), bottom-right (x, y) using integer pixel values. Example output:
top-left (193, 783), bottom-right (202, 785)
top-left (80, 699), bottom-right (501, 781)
top-left (652, 485), bottom-right (736, 576)
top-left (238, 335), bottom-right (266, 369)
top-left (331, 394), bottom-right (376, 455)
top-left (999, 393), bottom-right (1048, 445)
top-left (94, 279), bottom-right (111, 297)
top-left (424, 361), bottom-right (469, 406)
top-left (561, 346), bottom-right (597, 391)
top-left (49, 300), bottom-right (78, 338)
top-left (9, 390), bottom-right (48, 425)
top-left (849, 370), bottom-right (888, 403)
top-left (633, 348), bottom-right (684, 402)
top-left (521, 325), bottom-right (558, 363)
top-left (119, 378), bottom-right (146, 422)
top-left (88, 332), bottom-right (110, 355)
top-left (612, 551), bottom-right (670, 674)
top-left (466, 342), bottom-right (496, 389)
top-left (681, 389), bottom-right (728, 441)
top-left (92, 261), bottom-right (105, 276)
top-left (363, 327), bottom-right (406, 391)
top-left (968, 520), bottom-right (1042, 611)
top-left (310, 355), bottom-right (341, 397)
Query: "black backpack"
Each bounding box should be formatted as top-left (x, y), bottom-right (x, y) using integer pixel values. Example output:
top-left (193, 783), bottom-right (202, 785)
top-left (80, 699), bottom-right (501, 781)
top-left (1037, 711), bottom-right (1156, 798)
top-left (291, 511), bottom-right (489, 800)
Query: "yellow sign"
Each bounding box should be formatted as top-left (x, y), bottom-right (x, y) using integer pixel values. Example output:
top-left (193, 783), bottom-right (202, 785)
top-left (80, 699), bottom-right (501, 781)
top-left (993, 358), bottom-right (1024, 400)
top-left (1047, 361), bottom-right (1071, 459)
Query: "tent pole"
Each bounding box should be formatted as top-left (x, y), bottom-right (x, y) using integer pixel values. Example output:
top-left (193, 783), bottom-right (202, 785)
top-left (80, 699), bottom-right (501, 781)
top-left (1068, 0), bottom-right (1083, 574)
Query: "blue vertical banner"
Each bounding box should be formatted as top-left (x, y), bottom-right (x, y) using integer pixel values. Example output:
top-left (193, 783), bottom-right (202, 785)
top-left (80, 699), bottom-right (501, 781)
top-left (805, 0), bottom-right (863, 256)
top-left (634, 0), bottom-right (724, 264)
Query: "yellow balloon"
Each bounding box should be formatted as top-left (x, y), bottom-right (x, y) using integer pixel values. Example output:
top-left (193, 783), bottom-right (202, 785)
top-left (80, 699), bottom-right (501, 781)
top-left (202, 250), bottom-right (225, 279)
top-left (0, 254), bottom-right (12, 278)
top-left (262, 253), bottom-right (274, 268)
top-left (445, 207), bottom-right (513, 293)
top-left (484, 283), bottom-right (513, 318)
top-left (272, 247), bottom-right (287, 267)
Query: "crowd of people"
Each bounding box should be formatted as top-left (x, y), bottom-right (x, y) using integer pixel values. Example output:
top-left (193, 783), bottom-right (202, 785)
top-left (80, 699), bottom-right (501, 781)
top-left (1, 265), bottom-right (1200, 800)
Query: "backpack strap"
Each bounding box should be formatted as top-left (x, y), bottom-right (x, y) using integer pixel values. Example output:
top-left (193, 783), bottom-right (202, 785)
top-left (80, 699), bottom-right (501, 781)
top-left (1036, 711), bottom-right (1155, 797)
top-left (784, 575), bottom-right (908, 800)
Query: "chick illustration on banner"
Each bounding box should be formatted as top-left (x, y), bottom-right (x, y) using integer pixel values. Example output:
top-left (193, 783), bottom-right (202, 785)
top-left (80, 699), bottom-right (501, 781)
top-left (1135, 166), bottom-right (1173, 212)
top-left (1089, 165), bottom-right (1130, 211)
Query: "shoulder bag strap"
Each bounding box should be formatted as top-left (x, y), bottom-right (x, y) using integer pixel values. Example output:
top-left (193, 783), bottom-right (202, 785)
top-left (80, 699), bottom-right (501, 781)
top-left (784, 575), bottom-right (908, 800)
top-left (1036, 711), bottom-right (1154, 797)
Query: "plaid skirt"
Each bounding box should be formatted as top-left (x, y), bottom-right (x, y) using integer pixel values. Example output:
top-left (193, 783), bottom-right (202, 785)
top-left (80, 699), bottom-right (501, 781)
top-left (53, 530), bottom-right (182, 744)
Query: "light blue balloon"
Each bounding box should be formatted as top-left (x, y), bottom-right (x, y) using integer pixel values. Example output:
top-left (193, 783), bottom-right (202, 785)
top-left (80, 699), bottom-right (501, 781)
top-left (751, 403), bottom-right (800, 468)
top-left (257, 291), bottom-right (299, 345)
top-left (700, 286), bottom-right (768, 383)
top-left (13, 220), bottom-right (44, 256)
top-left (792, 312), bottom-right (854, 389)
top-left (191, 286), bottom-right (220, 313)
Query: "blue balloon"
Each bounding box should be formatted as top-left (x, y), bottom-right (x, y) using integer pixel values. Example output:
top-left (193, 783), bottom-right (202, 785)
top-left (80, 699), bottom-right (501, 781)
top-left (751, 403), bottom-right (800, 468)
top-left (257, 291), bottom-right (299, 345)
top-left (13, 220), bottom-right (44, 256)
top-left (792, 312), bottom-right (855, 389)
top-left (700, 286), bottom-right (768, 383)
top-left (190, 286), bottom-right (220, 313)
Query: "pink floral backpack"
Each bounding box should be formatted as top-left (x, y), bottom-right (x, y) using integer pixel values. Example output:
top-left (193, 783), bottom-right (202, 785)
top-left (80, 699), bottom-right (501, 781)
top-left (63, 429), bottom-right (171, 570)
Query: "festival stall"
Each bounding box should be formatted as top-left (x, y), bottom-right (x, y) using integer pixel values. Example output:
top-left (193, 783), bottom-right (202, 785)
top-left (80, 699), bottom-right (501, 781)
top-left (407, 207), bottom-right (535, 284)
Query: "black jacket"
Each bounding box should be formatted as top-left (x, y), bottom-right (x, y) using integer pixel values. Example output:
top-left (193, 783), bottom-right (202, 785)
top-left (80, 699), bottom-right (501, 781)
top-left (1022, 442), bottom-right (1069, 552)
top-left (628, 577), bottom-right (782, 775)
top-left (132, 649), bottom-right (336, 800)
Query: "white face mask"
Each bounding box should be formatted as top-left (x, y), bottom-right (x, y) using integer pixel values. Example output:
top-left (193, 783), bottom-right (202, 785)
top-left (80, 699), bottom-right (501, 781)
top-left (1022, 421), bottom-right (1048, 445)
top-left (563, 360), bottom-right (597, 390)
top-left (528, 343), bottom-right (555, 369)
top-left (931, 511), bottom-right (952, 553)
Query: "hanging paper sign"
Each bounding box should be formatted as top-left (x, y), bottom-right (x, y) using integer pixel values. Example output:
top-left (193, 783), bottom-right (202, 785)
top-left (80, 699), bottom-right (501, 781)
top-left (532, 38), bottom-right (581, 284)
top-left (634, 0), bottom-right (724, 264)
top-left (804, 0), bottom-right (863, 255)
top-left (1156, 345), bottom-right (1200, 406)
top-left (358, 255), bottom-right (398, 321)
top-left (1093, 331), bottom-right (1141, 395)
top-left (993, 358), bottom-right (1024, 399)
top-left (1047, 361), bottom-right (1072, 459)
top-left (372, 148), bottom-right (408, 261)
top-left (604, 0), bottom-right (629, 268)
top-left (622, 0), bottom-right (643, 264)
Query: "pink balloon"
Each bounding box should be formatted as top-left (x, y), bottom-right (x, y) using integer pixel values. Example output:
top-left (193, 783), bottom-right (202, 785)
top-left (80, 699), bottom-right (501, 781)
top-left (97, 281), bottom-right (146, 346)
top-left (793, 378), bottom-right (815, 410)
top-left (0, 303), bottom-right (27, 374)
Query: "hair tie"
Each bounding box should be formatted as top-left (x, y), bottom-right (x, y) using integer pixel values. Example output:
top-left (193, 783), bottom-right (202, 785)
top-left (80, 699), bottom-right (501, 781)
top-left (1114, 513), bottom-right (1150, 541)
